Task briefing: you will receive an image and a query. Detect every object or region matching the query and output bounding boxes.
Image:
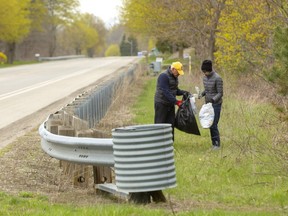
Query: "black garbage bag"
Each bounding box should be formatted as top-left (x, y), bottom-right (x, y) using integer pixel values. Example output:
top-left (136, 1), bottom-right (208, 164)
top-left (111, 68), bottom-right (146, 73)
top-left (175, 94), bottom-right (201, 135)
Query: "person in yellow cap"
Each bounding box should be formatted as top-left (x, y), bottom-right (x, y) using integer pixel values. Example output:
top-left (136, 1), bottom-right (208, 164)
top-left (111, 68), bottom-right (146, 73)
top-left (154, 61), bottom-right (189, 141)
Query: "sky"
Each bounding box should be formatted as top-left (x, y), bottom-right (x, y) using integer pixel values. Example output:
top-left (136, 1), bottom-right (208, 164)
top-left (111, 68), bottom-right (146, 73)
top-left (78, 0), bottom-right (123, 27)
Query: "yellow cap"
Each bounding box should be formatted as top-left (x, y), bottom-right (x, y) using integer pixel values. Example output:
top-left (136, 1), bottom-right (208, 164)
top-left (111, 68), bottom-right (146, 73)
top-left (171, 61), bottom-right (184, 75)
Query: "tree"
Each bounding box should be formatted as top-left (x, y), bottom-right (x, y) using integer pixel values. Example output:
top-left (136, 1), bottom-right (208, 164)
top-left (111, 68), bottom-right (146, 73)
top-left (0, 0), bottom-right (32, 64)
top-left (42, 0), bottom-right (79, 57)
top-left (214, 0), bottom-right (278, 73)
top-left (82, 14), bottom-right (107, 57)
top-left (62, 13), bottom-right (99, 56)
top-left (156, 39), bottom-right (173, 54)
top-left (105, 44), bottom-right (120, 56)
top-left (121, 0), bottom-right (226, 59)
top-left (269, 27), bottom-right (288, 95)
top-left (265, 0), bottom-right (288, 95)
top-left (120, 34), bottom-right (138, 56)
top-left (121, 0), bottom-right (192, 58)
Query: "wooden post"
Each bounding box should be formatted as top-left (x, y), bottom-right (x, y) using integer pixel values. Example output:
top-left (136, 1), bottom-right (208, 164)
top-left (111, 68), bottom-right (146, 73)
top-left (91, 129), bottom-right (113, 187)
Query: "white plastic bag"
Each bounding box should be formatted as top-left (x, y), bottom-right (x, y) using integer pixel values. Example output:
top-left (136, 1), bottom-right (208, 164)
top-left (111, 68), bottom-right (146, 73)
top-left (199, 103), bottom-right (214, 129)
top-left (189, 96), bottom-right (197, 115)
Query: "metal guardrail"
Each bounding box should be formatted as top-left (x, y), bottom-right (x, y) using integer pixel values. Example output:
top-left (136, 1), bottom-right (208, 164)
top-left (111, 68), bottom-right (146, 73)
top-left (75, 65), bottom-right (137, 128)
top-left (39, 119), bottom-right (114, 167)
top-left (38, 55), bottom-right (86, 61)
top-left (39, 121), bottom-right (176, 193)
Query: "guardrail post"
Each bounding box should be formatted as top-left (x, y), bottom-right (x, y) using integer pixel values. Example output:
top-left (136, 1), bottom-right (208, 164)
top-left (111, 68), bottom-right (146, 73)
top-left (46, 113), bottom-right (62, 134)
top-left (89, 129), bottom-right (113, 187)
top-left (45, 111), bottom-right (94, 188)
top-left (67, 112), bottom-right (92, 188)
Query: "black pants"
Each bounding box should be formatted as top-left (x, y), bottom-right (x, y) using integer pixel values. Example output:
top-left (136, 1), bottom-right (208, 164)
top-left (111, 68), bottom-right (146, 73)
top-left (154, 102), bottom-right (175, 140)
top-left (210, 103), bottom-right (222, 146)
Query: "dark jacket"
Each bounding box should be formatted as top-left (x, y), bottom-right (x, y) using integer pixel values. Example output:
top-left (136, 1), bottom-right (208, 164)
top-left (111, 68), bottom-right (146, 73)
top-left (154, 67), bottom-right (185, 106)
top-left (202, 71), bottom-right (223, 104)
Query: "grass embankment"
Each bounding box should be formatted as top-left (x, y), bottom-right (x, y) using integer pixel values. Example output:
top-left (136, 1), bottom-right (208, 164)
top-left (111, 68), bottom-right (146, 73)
top-left (0, 68), bottom-right (287, 215)
top-left (132, 70), bottom-right (288, 214)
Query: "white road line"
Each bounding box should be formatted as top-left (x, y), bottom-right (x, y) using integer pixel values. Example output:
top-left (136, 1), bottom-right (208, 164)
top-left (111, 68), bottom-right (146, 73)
top-left (0, 68), bottom-right (94, 101)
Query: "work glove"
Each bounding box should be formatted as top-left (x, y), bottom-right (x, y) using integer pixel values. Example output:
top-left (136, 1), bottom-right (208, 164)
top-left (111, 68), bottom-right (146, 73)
top-left (176, 100), bottom-right (182, 107)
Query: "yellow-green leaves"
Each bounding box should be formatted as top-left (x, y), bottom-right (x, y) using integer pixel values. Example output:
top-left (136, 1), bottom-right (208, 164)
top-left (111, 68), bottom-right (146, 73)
top-left (105, 44), bottom-right (121, 56)
top-left (0, 0), bottom-right (31, 43)
top-left (63, 13), bottom-right (99, 55)
top-left (215, 0), bottom-right (277, 73)
top-left (0, 52), bottom-right (7, 64)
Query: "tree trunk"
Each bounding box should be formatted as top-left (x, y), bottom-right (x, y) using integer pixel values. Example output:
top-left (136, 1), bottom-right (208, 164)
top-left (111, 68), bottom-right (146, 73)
top-left (48, 25), bottom-right (57, 57)
top-left (178, 46), bottom-right (184, 59)
top-left (6, 42), bottom-right (16, 64)
top-left (208, 0), bottom-right (226, 61)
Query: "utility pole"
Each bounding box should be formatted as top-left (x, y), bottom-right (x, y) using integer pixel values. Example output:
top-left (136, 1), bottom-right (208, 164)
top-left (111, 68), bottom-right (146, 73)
top-left (127, 40), bottom-right (133, 56)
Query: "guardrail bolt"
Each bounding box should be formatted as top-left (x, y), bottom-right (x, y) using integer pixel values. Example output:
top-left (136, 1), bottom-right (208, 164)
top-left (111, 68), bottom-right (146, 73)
top-left (77, 176), bottom-right (85, 183)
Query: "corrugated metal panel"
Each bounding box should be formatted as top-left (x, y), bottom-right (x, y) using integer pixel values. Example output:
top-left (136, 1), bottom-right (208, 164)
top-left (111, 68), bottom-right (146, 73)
top-left (112, 124), bottom-right (177, 192)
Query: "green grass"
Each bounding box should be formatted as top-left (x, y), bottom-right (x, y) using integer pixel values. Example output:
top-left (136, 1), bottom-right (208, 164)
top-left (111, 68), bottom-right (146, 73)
top-left (0, 71), bottom-right (287, 215)
top-left (0, 61), bottom-right (40, 68)
top-left (131, 76), bottom-right (288, 214)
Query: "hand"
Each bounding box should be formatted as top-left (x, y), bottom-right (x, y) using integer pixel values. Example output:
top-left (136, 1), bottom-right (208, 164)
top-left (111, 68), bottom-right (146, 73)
top-left (176, 100), bottom-right (182, 107)
top-left (206, 98), bottom-right (214, 103)
top-left (183, 91), bottom-right (190, 95)
top-left (183, 91), bottom-right (190, 99)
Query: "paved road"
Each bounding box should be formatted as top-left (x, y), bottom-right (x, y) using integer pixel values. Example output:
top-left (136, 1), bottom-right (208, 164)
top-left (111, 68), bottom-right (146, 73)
top-left (0, 57), bottom-right (140, 148)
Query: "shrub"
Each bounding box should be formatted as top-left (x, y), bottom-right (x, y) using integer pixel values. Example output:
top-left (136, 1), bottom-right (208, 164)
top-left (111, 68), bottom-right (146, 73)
top-left (105, 44), bottom-right (120, 57)
top-left (0, 52), bottom-right (7, 64)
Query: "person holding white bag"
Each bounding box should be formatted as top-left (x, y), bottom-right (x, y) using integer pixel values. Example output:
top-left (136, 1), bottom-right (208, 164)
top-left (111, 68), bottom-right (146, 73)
top-left (198, 60), bottom-right (223, 150)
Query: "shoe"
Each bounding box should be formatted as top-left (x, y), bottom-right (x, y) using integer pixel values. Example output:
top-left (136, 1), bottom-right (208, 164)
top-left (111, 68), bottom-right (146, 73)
top-left (212, 145), bottom-right (220, 150)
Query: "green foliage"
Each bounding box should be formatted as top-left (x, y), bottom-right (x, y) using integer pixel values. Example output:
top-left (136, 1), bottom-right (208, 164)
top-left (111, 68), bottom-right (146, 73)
top-left (43, 0), bottom-right (80, 57)
top-left (266, 27), bottom-right (288, 95)
top-left (121, 0), bottom-right (287, 97)
top-left (156, 39), bottom-right (173, 54)
top-left (62, 13), bottom-right (99, 55)
top-left (121, 0), bottom-right (194, 57)
top-left (105, 44), bottom-right (120, 56)
top-left (29, 0), bottom-right (46, 31)
top-left (0, 0), bottom-right (31, 43)
top-left (120, 34), bottom-right (138, 56)
top-left (44, 0), bottom-right (79, 26)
